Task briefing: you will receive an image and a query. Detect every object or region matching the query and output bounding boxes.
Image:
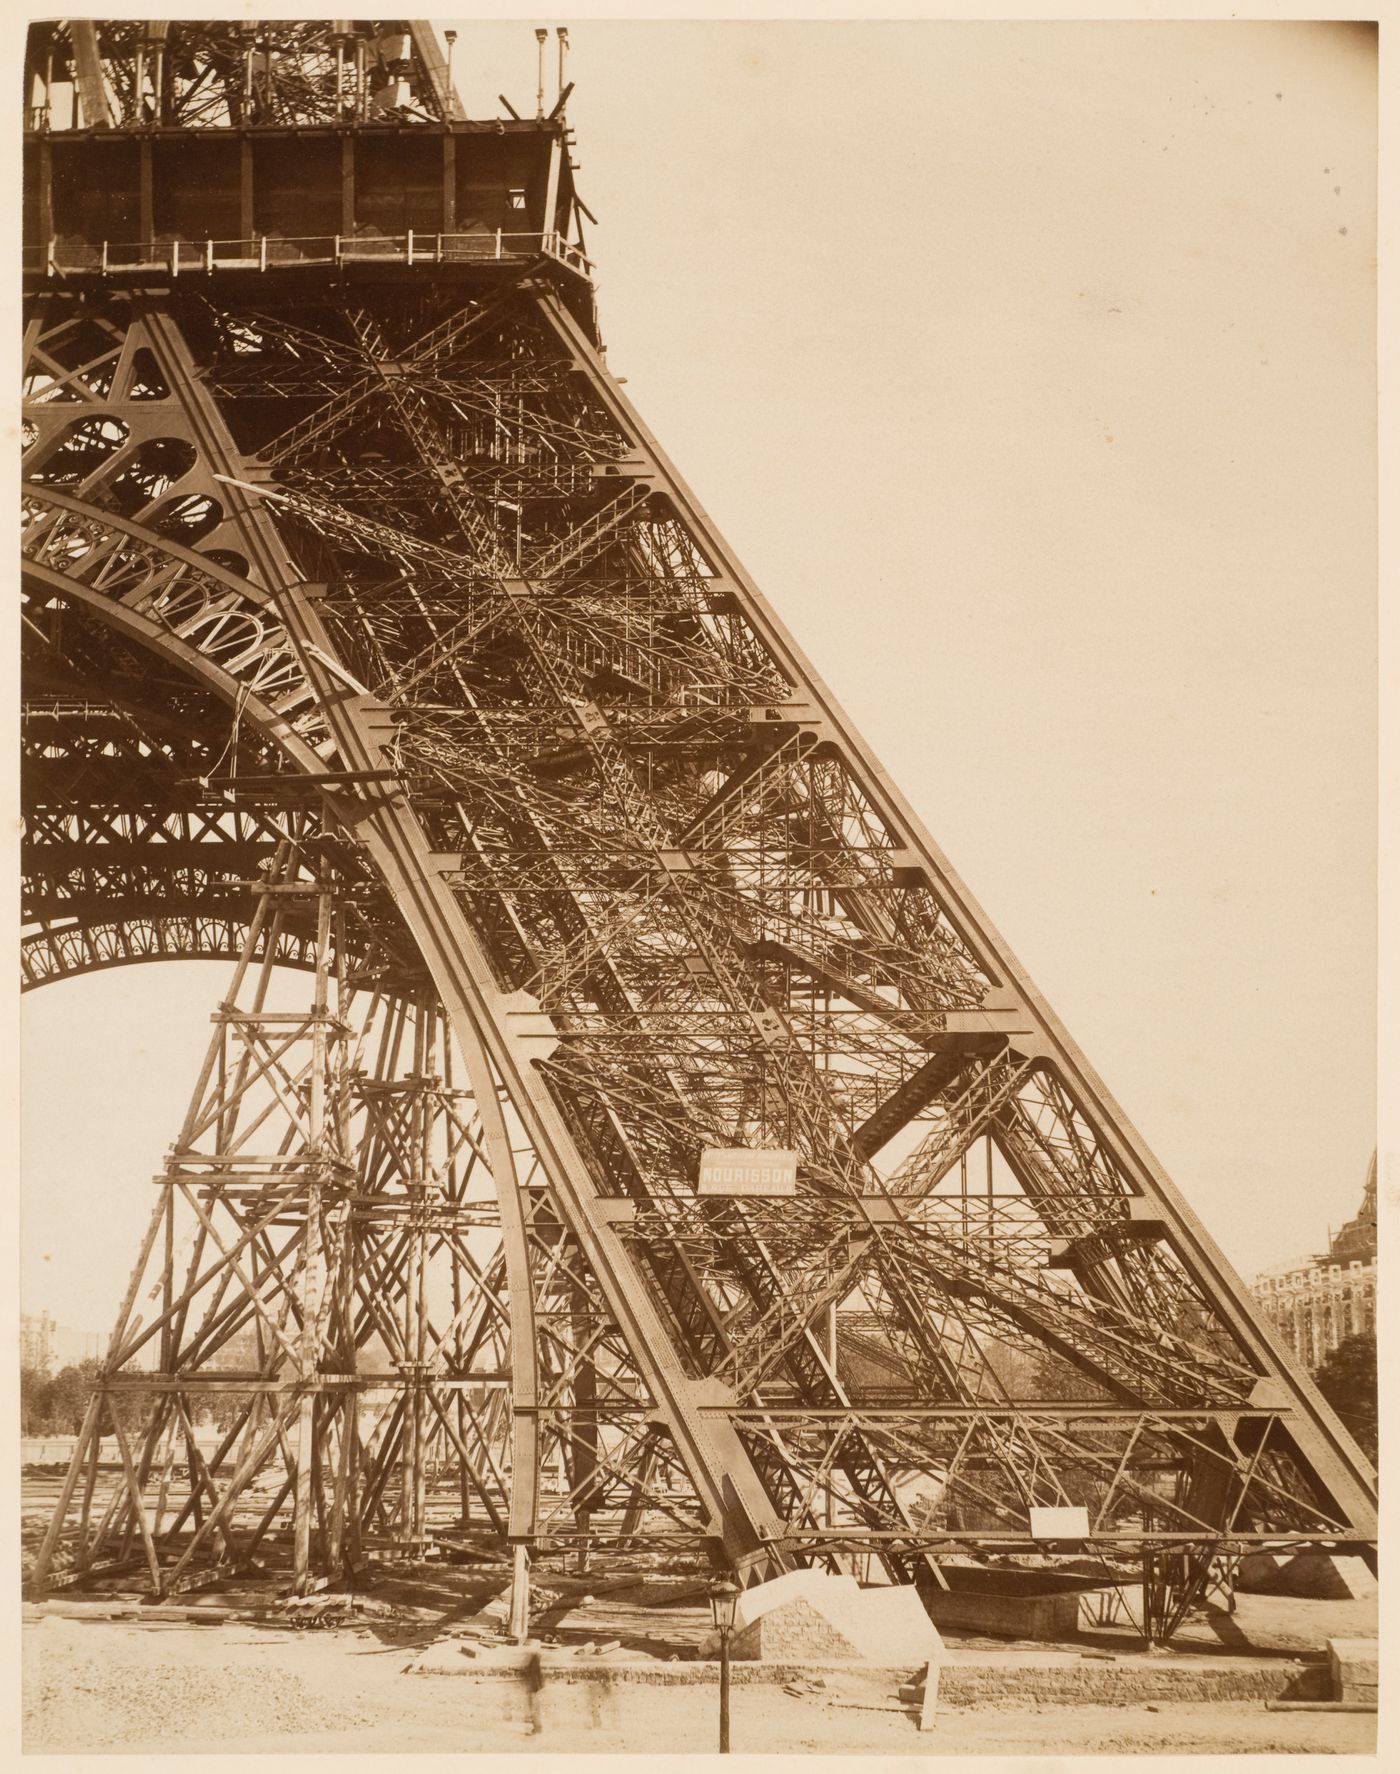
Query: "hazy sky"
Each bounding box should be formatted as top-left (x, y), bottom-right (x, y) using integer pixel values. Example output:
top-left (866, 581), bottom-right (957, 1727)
top-left (19, 18), bottom-right (1377, 1334)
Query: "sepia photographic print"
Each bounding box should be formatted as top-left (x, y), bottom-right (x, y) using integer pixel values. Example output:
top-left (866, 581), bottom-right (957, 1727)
top-left (14, 8), bottom-right (1384, 1760)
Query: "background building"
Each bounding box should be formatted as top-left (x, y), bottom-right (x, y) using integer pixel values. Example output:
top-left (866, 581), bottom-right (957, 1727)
top-left (1253, 1157), bottom-right (1377, 1368)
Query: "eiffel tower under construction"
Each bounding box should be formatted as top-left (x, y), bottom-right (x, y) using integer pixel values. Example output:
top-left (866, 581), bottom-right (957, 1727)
top-left (21, 20), bottom-right (1376, 1647)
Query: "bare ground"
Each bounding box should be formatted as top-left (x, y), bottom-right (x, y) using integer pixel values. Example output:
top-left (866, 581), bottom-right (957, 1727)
top-left (22, 1614), bottom-right (1377, 1756)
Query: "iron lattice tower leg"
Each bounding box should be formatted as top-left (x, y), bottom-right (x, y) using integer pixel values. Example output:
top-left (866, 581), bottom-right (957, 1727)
top-left (22, 20), bottom-right (1376, 1637)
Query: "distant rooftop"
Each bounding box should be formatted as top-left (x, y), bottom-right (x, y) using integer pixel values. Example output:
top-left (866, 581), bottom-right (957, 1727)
top-left (1254, 1153), bottom-right (1377, 1280)
top-left (1327, 1152), bottom-right (1377, 1268)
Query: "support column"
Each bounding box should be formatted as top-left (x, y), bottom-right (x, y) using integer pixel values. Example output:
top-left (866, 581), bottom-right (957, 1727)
top-left (509, 1541), bottom-right (530, 1641)
top-left (239, 137), bottom-right (254, 243)
top-left (541, 131), bottom-right (563, 245)
top-left (139, 137), bottom-right (154, 244)
top-left (442, 133), bottom-right (456, 234)
top-left (35, 136), bottom-right (53, 254)
top-left (294, 886), bottom-right (334, 1594)
top-left (340, 135), bottom-right (355, 239)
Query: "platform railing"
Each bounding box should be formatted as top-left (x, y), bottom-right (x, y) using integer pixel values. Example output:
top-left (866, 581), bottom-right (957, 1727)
top-left (27, 229), bottom-right (592, 280)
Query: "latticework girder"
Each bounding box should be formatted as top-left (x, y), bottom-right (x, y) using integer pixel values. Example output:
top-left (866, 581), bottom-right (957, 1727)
top-left (26, 20), bottom-right (457, 131)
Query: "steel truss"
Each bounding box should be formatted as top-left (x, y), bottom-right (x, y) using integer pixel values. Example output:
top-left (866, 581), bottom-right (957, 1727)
top-left (27, 20), bottom-right (456, 131)
top-left (22, 20), bottom-right (1375, 1645)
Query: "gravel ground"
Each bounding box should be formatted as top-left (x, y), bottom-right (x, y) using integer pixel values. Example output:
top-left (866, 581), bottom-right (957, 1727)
top-left (22, 1615), bottom-right (1378, 1756)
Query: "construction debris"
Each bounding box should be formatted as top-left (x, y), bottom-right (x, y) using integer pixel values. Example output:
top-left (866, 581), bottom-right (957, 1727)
top-left (278, 1593), bottom-right (406, 1631)
top-left (699, 1571), bottom-right (943, 1669)
top-left (1237, 1551), bottom-right (1376, 1601)
top-left (896, 1660), bottom-right (941, 1731)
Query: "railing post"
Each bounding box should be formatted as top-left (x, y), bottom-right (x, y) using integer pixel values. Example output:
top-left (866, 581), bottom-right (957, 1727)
top-left (171, 239), bottom-right (180, 278)
top-left (333, 233), bottom-right (341, 265)
top-left (47, 236), bottom-right (57, 278)
top-left (259, 234), bottom-right (267, 272)
top-left (495, 227), bottom-right (502, 259)
top-left (406, 228), bottom-right (414, 266)
top-left (435, 233), bottom-right (442, 263)
top-left (100, 240), bottom-right (108, 274)
top-left (205, 238), bottom-right (214, 272)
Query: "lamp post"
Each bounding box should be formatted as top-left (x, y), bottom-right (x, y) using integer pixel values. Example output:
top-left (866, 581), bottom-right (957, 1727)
top-left (708, 1576), bottom-right (740, 1754)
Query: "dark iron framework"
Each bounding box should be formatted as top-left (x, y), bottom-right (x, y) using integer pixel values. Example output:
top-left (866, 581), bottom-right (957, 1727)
top-left (21, 20), bottom-right (1376, 1645)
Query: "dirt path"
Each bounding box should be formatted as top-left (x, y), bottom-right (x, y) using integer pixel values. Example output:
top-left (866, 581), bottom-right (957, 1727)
top-left (23, 1616), bottom-right (1376, 1756)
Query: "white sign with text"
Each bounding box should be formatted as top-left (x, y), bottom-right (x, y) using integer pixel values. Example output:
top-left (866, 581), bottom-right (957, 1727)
top-left (697, 1148), bottom-right (798, 1196)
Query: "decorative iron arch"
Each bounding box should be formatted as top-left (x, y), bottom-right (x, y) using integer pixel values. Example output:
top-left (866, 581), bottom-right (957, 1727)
top-left (24, 912), bottom-right (333, 991)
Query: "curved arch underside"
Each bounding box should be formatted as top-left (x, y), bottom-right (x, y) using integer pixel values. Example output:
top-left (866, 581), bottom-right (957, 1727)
top-left (21, 580), bottom-right (419, 991)
top-left (23, 911), bottom-right (313, 989)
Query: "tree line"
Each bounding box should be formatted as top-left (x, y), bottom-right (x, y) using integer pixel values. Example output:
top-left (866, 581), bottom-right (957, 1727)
top-left (20, 1332), bottom-right (1377, 1462)
top-left (21, 1358), bottom-right (112, 1436)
